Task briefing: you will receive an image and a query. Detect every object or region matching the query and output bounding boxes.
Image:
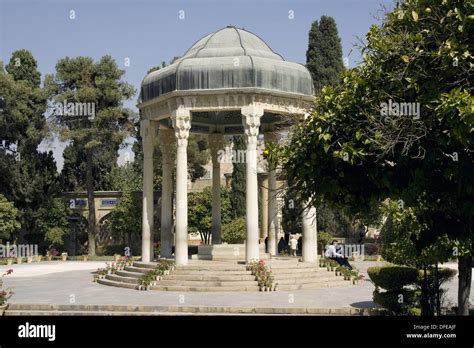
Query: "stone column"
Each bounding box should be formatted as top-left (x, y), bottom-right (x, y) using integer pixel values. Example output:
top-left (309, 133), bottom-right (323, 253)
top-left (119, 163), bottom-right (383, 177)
top-left (141, 119), bottom-right (154, 263)
top-left (302, 200), bottom-right (317, 262)
top-left (242, 104), bottom-right (264, 262)
top-left (159, 128), bottom-right (174, 258)
top-left (258, 173), bottom-right (269, 240)
top-left (265, 130), bottom-right (279, 256)
top-left (209, 133), bottom-right (224, 245)
top-left (171, 108), bottom-right (191, 266)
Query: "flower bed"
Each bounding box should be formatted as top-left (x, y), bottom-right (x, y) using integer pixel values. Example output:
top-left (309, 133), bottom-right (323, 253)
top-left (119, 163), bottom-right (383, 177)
top-left (0, 269), bottom-right (14, 315)
top-left (137, 260), bottom-right (175, 290)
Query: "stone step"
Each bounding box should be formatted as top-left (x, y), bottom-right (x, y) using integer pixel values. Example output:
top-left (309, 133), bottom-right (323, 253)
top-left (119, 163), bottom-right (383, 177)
top-left (5, 304), bottom-right (368, 315)
top-left (273, 275), bottom-right (345, 285)
top-left (164, 274), bottom-right (256, 281)
top-left (157, 279), bottom-right (257, 287)
top-left (149, 284), bottom-right (259, 292)
top-left (4, 310), bottom-right (193, 316)
top-left (278, 280), bottom-right (351, 290)
top-left (106, 274), bottom-right (140, 284)
top-left (171, 269), bottom-right (252, 276)
top-left (266, 261), bottom-right (317, 268)
top-left (133, 262), bottom-right (159, 269)
top-left (174, 265), bottom-right (247, 271)
top-left (124, 266), bottom-right (153, 274)
top-left (97, 278), bottom-right (138, 290)
top-left (269, 268), bottom-right (322, 274)
top-left (115, 270), bottom-right (143, 278)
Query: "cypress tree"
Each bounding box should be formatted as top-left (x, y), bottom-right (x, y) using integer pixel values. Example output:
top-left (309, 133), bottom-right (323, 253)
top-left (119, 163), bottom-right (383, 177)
top-left (230, 135), bottom-right (246, 218)
top-left (306, 16), bottom-right (345, 93)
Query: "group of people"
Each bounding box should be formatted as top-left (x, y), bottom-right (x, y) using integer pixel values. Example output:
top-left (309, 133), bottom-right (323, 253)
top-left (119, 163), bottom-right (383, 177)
top-left (265, 234), bottom-right (301, 256)
top-left (263, 235), bottom-right (354, 270)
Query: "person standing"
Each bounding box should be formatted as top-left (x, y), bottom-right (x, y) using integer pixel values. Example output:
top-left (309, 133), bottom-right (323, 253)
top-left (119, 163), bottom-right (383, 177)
top-left (289, 235), bottom-right (298, 257)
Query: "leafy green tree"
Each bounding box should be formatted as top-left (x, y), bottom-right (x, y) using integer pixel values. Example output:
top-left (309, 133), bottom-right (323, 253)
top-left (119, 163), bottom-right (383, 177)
top-left (107, 162), bottom-right (142, 192)
top-left (61, 142), bottom-right (120, 192)
top-left (0, 194), bottom-right (20, 242)
top-left (107, 189), bottom-right (141, 248)
top-left (271, 0), bottom-right (473, 315)
top-left (2, 50), bottom-right (45, 153)
top-left (37, 198), bottom-right (70, 250)
top-left (222, 218), bottom-right (246, 244)
top-left (188, 186), bottom-right (232, 244)
top-left (46, 55), bottom-right (136, 255)
top-left (106, 162), bottom-right (143, 248)
top-left (230, 135), bottom-right (246, 218)
top-left (306, 16), bottom-right (345, 93)
top-left (0, 51), bottom-right (61, 246)
top-left (5, 49), bottom-right (41, 87)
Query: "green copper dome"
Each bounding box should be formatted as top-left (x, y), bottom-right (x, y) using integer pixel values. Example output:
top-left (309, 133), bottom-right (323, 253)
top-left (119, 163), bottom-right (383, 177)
top-left (141, 26), bottom-right (313, 102)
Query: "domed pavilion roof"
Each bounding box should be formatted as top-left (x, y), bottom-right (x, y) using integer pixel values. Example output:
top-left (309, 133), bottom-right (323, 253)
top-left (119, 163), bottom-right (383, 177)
top-left (140, 26), bottom-right (313, 102)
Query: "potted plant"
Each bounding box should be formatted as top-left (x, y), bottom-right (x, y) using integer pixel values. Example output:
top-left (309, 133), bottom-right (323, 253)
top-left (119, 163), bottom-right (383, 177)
top-left (35, 255), bottom-right (43, 262)
top-left (114, 254), bottom-right (121, 262)
top-left (6, 258), bottom-right (13, 266)
top-left (0, 269), bottom-right (14, 316)
top-left (27, 256), bottom-right (33, 263)
top-left (95, 268), bottom-right (106, 280)
top-left (16, 257), bottom-right (22, 265)
top-left (82, 255), bottom-right (88, 262)
top-left (61, 252), bottom-right (68, 261)
top-left (352, 271), bottom-right (364, 285)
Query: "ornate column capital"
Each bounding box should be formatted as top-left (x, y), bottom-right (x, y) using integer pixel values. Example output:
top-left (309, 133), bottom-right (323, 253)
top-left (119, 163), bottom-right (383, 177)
top-left (171, 107), bottom-right (191, 147)
top-left (140, 119), bottom-right (155, 159)
top-left (242, 104), bottom-right (264, 149)
top-left (209, 133), bottom-right (224, 164)
top-left (159, 128), bottom-right (175, 164)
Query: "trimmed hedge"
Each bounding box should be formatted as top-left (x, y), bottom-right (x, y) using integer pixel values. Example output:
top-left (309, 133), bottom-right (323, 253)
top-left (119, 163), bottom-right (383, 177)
top-left (368, 266), bottom-right (418, 291)
top-left (418, 268), bottom-right (457, 283)
top-left (373, 289), bottom-right (418, 315)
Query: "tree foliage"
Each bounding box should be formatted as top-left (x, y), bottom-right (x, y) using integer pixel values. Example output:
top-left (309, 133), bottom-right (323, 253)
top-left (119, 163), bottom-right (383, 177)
top-left (45, 55), bottom-right (136, 255)
top-left (230, 135), bottom-right (246, 218)
top-left (0, 51), bottom-right (61, 246)
top-left (271, 0), bottom-right (473, 315)
top-left (0, 194), bottom-right (20, 242)
top-left (306, 16), bottom-right (345, 93)
top-left (188, 186), bottom-right (232, 244)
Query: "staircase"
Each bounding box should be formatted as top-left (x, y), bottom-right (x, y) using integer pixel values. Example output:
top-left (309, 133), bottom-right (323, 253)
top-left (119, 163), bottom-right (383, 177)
top-left (97, 258), bottom-right (350, 292)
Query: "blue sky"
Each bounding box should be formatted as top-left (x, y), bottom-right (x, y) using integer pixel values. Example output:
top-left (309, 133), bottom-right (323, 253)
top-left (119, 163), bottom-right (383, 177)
top-left (0, 0), bottom-right (395, 170)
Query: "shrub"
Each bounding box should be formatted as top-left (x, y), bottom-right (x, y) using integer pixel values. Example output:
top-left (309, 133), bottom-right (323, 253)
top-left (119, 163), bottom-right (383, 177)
top-left (368, 266), bottom-right (418, 291)
top-left (418, 268), bottom-right (457, 283)
top-left (364, 243), bottom-right (377, 255)
top-left (373, 289), bottom-right (418, 315)
top-left (222, 218), bottom-right (246, 244)
top-left (317, 231), bottom-right (332, 254)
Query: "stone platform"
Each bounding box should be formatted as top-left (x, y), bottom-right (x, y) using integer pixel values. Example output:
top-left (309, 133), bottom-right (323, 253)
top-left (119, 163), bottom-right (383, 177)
top-left (97, 258), bottom-right (350, 292)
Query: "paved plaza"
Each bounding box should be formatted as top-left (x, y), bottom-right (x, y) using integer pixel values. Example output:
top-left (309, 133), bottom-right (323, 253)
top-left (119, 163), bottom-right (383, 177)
top-left (1, 261), bottom-right (470, 312)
